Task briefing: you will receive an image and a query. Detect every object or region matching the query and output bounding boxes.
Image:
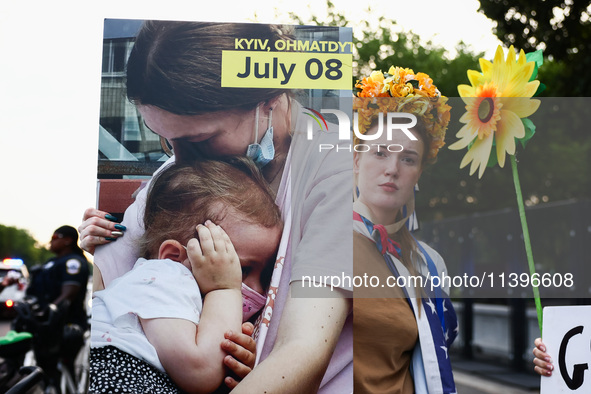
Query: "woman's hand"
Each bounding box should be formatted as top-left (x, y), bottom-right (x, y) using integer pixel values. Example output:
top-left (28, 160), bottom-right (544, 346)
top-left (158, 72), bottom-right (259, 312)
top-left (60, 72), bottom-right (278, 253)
top-left (78, 208), bottom-right (126, 254)
top-left (187, 220), bottom-right (242, 294)
top-left (533, 338), bottom-right (554, 376)
top-left (222, 322), bottom-right (257, 389)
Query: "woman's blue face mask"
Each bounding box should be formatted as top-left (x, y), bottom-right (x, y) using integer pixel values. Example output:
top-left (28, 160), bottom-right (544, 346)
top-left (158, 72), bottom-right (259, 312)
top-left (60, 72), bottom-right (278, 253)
top-left (246, 106), bottom-right (275, 168)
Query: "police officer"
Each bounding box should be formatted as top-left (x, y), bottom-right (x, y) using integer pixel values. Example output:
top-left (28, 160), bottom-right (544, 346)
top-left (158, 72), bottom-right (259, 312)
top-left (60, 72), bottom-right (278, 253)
top-left (26, 225), bottom-right (90, 390)
top-left (29, 225), bottom-right (89, 325)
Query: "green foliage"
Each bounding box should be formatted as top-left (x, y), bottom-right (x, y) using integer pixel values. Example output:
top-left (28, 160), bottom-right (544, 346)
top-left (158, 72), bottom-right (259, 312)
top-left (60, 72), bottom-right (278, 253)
top-left (0, 224), bottom-right (53, 267)
top-left (478, 0), bottom-right (591, 96)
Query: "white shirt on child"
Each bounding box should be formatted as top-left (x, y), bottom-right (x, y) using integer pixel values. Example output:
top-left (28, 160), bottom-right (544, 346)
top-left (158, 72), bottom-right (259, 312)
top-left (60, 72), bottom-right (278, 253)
top-left (91, 258), bottom-right (202, 372)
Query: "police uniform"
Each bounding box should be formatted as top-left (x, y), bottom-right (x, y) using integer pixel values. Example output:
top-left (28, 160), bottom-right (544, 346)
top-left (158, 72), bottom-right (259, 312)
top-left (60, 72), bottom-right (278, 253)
top-left (24, 253), bottom-right (90, 389)
top-left (27, 253), bottom-right (89, 327)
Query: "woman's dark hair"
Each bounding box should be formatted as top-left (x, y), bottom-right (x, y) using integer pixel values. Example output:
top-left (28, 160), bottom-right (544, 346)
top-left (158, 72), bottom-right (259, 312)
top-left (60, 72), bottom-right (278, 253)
top-left (54, 225), bottom-right (85, 257)
top-left (139, 157), bottom-right (282, 259)
top-left (126, 21), bottom-right (293, 115)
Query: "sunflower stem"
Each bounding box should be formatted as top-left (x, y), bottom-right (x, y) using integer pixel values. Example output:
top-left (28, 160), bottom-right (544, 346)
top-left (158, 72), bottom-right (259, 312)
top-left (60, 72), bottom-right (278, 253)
top-left (510, 154), bottom-right (543, 334)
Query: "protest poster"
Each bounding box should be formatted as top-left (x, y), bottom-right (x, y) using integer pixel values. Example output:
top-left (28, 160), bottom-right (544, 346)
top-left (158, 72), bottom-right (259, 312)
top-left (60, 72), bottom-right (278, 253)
top-left (92, 18), bottom-right (354, 393)
top-left (541, 306), bottom-right (591, 393)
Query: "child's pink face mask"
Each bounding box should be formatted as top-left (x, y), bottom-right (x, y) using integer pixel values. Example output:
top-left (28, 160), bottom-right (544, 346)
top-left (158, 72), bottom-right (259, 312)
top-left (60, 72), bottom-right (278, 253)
top-left (242, 283), bottom-right (266, 322)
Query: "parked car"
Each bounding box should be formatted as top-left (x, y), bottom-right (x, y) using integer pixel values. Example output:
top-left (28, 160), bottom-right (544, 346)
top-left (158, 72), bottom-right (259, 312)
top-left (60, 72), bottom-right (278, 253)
top-left (0, 259), bottom-right (29, 319)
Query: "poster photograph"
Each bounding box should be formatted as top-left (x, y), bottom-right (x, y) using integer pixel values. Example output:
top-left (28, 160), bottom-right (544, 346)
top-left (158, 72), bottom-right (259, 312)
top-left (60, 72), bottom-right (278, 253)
top-left (0, 1), bottom-right (589, 393)
top-left (92, 18), bottom-right (353, 393)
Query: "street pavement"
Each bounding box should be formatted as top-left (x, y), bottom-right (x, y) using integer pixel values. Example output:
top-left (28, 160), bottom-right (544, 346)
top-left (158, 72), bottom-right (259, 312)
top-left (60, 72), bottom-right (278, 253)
top-left (453, 356), bottom-right (541, 394)
top-left (455, 370), bottom-right (540, 393)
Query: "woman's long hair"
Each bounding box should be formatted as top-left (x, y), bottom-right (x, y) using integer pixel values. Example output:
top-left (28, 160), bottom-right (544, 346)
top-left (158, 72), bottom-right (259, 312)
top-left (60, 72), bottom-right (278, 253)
top-left (126, 21), bottom-right (293, 115)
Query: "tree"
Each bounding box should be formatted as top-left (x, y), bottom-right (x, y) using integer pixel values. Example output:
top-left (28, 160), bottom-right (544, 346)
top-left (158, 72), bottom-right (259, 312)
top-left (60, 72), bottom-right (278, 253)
top-left (478, 0), bottom-right (591, 96)
top-left (0, 224), bottom-right (53, 267)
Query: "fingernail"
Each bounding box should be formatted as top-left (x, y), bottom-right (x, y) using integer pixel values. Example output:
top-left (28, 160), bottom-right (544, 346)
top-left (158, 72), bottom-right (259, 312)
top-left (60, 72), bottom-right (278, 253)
top-left (549, 364), bottom-right (553, 370)
top-left (114, 224), bottom-right (126, 231)
top-left (225, 355), bottom-right (236, 366)
top-left (541, 346), bottom-right (546, 352)
top-left (105, 214), bottom-right (118, 222)
top-left (105, 237), bottom-right (117, 241)
top-left (111, 231), bottom-right (124, 236)
top-left (546, 357), bottom-right (552, 363)
top-left (546, 370), bottom-right (552, 376)
top-left (205, 220), bottom-right (212, 225)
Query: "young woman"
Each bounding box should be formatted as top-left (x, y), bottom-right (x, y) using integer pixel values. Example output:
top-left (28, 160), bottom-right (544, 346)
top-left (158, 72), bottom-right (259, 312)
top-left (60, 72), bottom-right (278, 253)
top-left (352, 68), bottom-right (457, 394)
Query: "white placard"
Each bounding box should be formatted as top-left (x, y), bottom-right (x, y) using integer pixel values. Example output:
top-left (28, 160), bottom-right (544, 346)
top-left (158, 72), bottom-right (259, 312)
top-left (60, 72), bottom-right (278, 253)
top-left (541, 306), bottom-right (591, 393)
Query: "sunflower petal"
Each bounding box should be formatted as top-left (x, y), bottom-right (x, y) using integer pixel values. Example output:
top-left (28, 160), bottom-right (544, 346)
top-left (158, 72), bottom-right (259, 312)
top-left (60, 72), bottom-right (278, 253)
top-left (502, 62), bottom-right (536, 96)
top-left (493, 46), bottom-right (505, 66)
top-left (458, 84), bottom-right (476, 99)
top-left (495, 109), bottom-right (525, 167)
top-left (502, 98), bottom-right (540, 118)
top-left (491, 48), bottom-right (511, 95)
top-left (458, 133), bottom-right (493, 178)
top-left (469, 134), bottom-right (494, 178)
top-left (479, 58), bottom-right (493, 77)
top-left (468, 70), bottom-right (485, 87)
top-left (517, 49), bottom-right (528, 66)
top-left (506, 46), bottom-right (516, 66)
top-left (449, 124), bottom-right (478, 150)
top-left (521, 80), bottom-right (540, 98)
top-left (459, 150), bottom-right (472, 169)
top-left (459, 109), bottom-right (472, 123)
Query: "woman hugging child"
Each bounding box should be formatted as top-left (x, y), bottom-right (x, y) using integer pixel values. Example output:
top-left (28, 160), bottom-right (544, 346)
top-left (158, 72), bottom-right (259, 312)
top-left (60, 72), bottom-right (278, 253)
top-left (90, 158), bottom-right (282, 393)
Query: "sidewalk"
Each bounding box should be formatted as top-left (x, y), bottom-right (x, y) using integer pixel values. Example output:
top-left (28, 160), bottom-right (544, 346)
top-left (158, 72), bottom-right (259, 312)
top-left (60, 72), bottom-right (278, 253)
top-left (453, 358), bottom-right (540, 394)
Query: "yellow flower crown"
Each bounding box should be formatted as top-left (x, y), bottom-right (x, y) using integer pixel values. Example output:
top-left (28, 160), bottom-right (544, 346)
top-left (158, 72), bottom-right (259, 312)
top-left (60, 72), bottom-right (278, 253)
top-left (354, 66), bottom-right (451, 161)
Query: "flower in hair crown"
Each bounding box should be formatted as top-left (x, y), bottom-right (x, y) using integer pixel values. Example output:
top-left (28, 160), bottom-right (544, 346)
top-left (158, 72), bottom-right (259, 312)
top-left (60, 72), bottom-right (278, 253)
top-left (354, 66), bottom-right (451, 161)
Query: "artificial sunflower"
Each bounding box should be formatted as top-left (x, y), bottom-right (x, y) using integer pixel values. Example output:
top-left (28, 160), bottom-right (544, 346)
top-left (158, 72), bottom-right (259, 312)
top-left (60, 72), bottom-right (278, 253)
top-left (450, 45), bottom-right (546, 333)
top-left (449, 45), bottom-right (541, 178)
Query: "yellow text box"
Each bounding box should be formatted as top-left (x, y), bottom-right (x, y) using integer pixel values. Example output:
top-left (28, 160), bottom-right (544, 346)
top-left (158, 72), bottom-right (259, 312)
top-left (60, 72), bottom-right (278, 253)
top-left (221, 50), bottom-right (352, 90)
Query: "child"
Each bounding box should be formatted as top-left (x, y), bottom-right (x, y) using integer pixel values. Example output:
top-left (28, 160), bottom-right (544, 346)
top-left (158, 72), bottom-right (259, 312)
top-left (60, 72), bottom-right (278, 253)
top-left (90, 158), bottom-right (282, 393)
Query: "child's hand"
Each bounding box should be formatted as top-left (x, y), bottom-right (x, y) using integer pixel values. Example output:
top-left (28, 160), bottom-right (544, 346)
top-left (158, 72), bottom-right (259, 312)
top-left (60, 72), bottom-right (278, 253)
top-left (187, 220), bottom-right (242, 294)
top-left (221, 322), bottom-right (257, 389)
top-left (533, 338), bottom-right (554, 376)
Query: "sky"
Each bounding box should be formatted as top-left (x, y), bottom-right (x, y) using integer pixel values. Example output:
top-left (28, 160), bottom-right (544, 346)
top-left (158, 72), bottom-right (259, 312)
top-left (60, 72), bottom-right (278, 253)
top-left (0, 0), bottom-right (500, 248)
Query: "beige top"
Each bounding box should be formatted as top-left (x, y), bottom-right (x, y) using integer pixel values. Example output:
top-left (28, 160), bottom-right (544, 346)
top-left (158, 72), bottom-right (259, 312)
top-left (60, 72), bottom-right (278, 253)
top-left (353, 231), bottom-right (418, 394)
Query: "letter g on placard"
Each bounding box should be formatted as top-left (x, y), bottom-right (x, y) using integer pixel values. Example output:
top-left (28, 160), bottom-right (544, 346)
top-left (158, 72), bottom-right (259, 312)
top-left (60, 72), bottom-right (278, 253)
top-left (559, 326), bottom-right (589, 390)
